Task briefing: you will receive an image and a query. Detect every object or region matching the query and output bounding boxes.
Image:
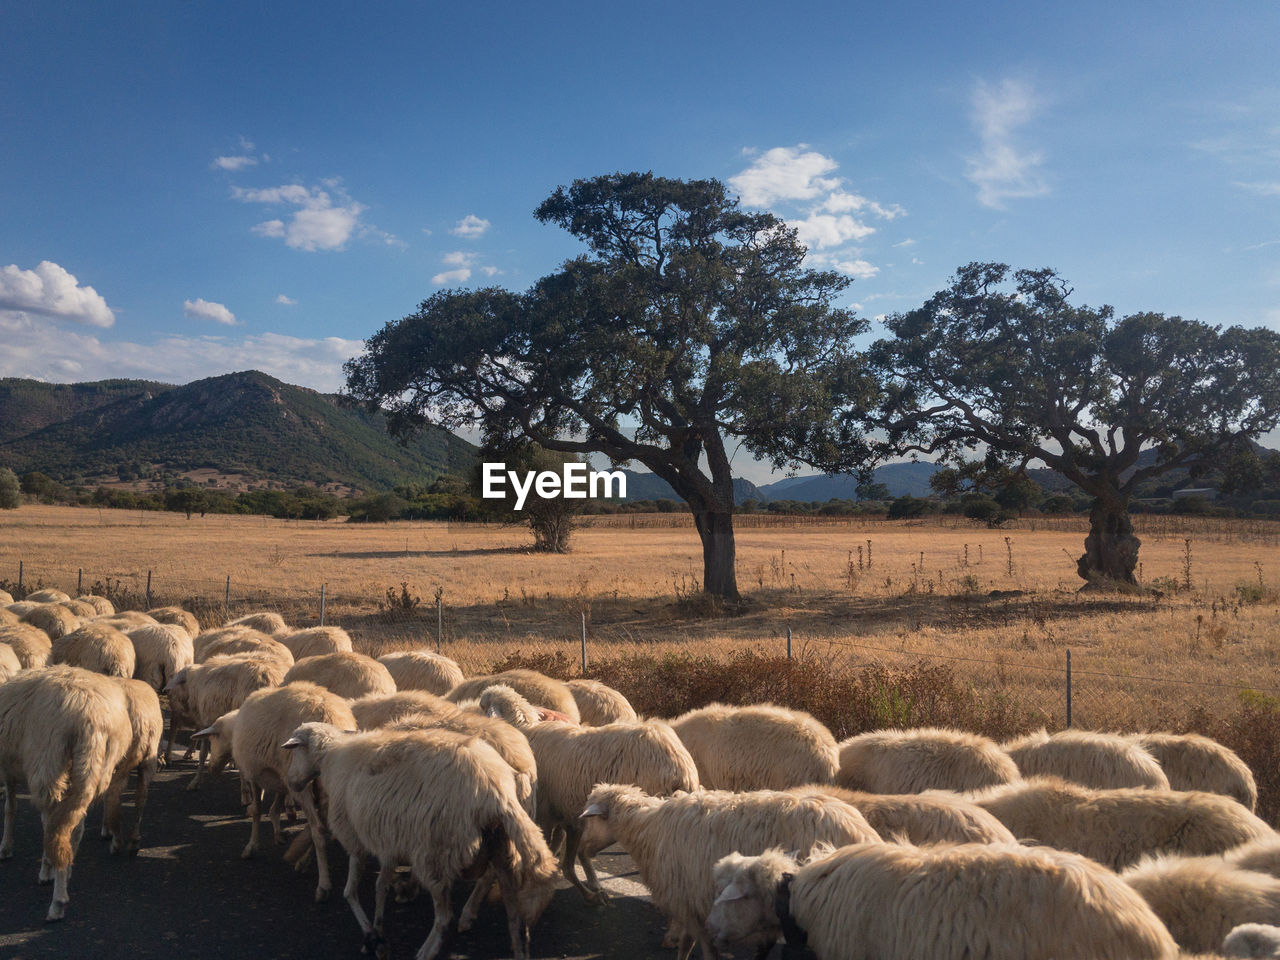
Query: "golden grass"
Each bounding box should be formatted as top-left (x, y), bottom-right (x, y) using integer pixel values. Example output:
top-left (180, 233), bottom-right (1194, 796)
top-left (4, 504), bottom-right (1280, 727)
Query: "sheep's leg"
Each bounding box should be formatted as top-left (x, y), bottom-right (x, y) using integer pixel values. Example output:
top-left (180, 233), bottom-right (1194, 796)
top-left (123, 759), bottom-right (155, 855)
top-left (296, 786), bottom-right (331, 902)
top-left (42, 782), bottom-right (93, 923)
top-left (101, 765), bottom-right (130, 846)
top-left (416, 881), bottom-right (452, 960)
top-left (343, 851), bottom-right (382, 956)
top-left (458, 866), bottom-right (495, 932)
top-left (495, 867), bottom-right (530, 960)
top-left (267, 792), bottom-right (284, 845)
top-left (1, 777), bottom-right (17, 860)
top-left (561, 825), bottom-right (607, 904)
top-left (373, 861), bottom-right (394, 935)
top-left (577, 846), bottom-right (602, 892)
top-left (694, 931), bottom-right (722, 960)
top-left (241, 784), bottom-right (263, 859)
top-left (186, 740), bottom-right (209, 791)
top-left (37, 811), bottom-right (51, 882)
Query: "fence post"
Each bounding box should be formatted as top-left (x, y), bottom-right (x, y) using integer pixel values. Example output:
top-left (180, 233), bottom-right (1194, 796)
top-left (437, 595), bottom-right (443, 653)
top-left (224, 575), bottom-right (230, 611)
top-left (17, 560), bottom-right (22, 592)
top-left (1066, 648), bottom-right (1073, 729)
top-left (787, 626), bottom-right (793, 660)
top-left (319, 584), bottom-right (326, 626)
top-left (145, 570), bottom-right (152, 609)
top-left (78, 569), bottom-right (83, 594)
top-left (581, 612), bottom-right (587, 673)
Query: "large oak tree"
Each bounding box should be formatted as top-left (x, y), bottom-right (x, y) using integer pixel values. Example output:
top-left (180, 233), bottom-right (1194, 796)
top-left (870, 262), bottom-right (1280, 585)
top-left (344, 172), bottom-right (876, 600)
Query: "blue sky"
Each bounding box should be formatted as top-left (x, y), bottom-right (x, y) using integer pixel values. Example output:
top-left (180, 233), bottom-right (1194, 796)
top-left (2, 2), bottom-right (1278, 478)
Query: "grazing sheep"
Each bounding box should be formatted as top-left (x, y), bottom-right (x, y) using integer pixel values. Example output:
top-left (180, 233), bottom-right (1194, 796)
top-left (192, 625), bottom-right (268, 660)
top-left (1230, 839), bottom-right (1280, 878)
top-left (581, 783), bottom-right (880, 959)
top-left (197, 632), bottom-right (294, 670)
top-left (1004, 729), bottom-right (1170, 790)
top-left (279, 625), bottom-right (352, 659)
top-left (0, 643), bottom-right (21, 682)
top-left (1131, 731), bottom-right (1257, 810)
top-left (707, 843), bottom-right (1179, 960)
top-left (1, 623), bottom-right (53, 668)
top-left (971, 776), bottom-right (1275, 870)
top-left (1224, 923), bottom-right (1280, 958)
top-left (59, 599), bottom-right (99, 619)
top-left (482, 683), bottom-right (699, 901)
top-left (795, 784), bottom-right (1017, 845)
top-left (350, 690), bottom-right (455, 730)
top-left (282, 722), bottom-right (560, 960)
top-left (836, 727), bottom-right (1021, 794)
top-left (24, 589), bottom-right (70, 604)
top-left (376, 650), bottom-right (464, 695)
top-left (0, 607), bottom-right (18, 627)
top-left (670, 703), bottom-right (838, 791)
top-left (480, 685), bottom-right (545, 727)
top-left (100, 677), bottom-right (163, 855)
top-left (7, 600), bottom-right (41, 617)
top-left (446, 668), bottom-right (580, 722)
top-left (76, 595), bottom-right (114, 616)
top-left (0, 589), bottom-right (12, 604)
top-left (282, 652), bottom-right (396, 700)
top-left (51, 623), bottom-right (136, 678)
top-left (567, 678), bottom-right (637, 725)
top-left (93, 611), bottom-right (156, 631)
top-left (1122, 855), bottom-right (1280, 954)
top-left (146, 606), bottom-right (200, 637)
top-left (0, 665), bottom-right (133, 921)
top-left (127, 623), bottom-right (195, 692)
top-left (224, 611), bottom-right (289, 636)
top-left (20, 603), bottom-right (81, 640)
top-left (166, 653), bottom-right (290, 788)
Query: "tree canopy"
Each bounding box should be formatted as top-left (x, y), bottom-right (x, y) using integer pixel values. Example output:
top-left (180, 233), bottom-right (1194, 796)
top-left (870, 262), bottom-right (1280, 583)
top-left (345, 172), bottom-right (879, 599)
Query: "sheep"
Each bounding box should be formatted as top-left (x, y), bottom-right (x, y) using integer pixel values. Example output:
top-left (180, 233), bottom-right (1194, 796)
top-left (482, 683), bottom-right (699, 902)
top-left (7, 600), bottom-right (42, 617)
top-left (20, 603), bottom-right (81, 640)
top-left (282, 651), bottom-right (396, 700)
top-left (0, 665), bottom-right (133, 921)
top-left (580, 783), bottom-right (881, 959)
top-left (350, 690), bottom-right (456, 730)
top-left (224, 610), bottom-right (289, 636)
top-left (146, 605), bottom-right (200, 637)
top-left (0, 588), bottom-right (12, 604)
top-left (76, 595), bottom-right (114, 616)
top-left (1224, 923), bottom-right (1280, 958)
top-left (0, 642), bottom-right (21, 682)
top-left (59, 599), bottom-right (99, 619)
top-left (192, 624), bottom-right (268, 660)
top-left (0, 607), bottom-right (18, 626)
top-left (794, 784), bottom-right (1018, 845)
top-left (706, 843), bottom-right (1179, 960)
top-left (282, 721), bottom-right (560, 960)
top-left (1004, 728), bottom-right (1170, 790)
top-left (1230, 839), bottom-right (1280, 878)
top-left (100, 677), bottom-right (163, 854)
top-left (51, 622), bottom-right (136, 678)
top-left (1121, 854), bottom-right (1280, 954)
top-left (1130, 731), bottom-right (1258, 810)
top-left (127, 623), bottom-right (195, 692)
top-left (376, 649), bottom-right (464, 694)
top-left (446, 668), bottom-right (580, 722)
top-left (24, 589), bottom-right (70, 604)
top-left (165, 653), bottom-right (289, 788)
top-left (670, 702), bottom-right (838, 790)
top-left (197, 631), bottom-right (294, 670)
top-left (1, 623), bottom-right (53, 668)
top-left (835, 727), bottom-right (1021, 793)
top-left (93, 610), bottom-right (156, 631)
top-left (278, 624), bottom-right (355, 659)
top-left (480, 685), bottom-right (546, 727)
top-left (567, 678), bottom-right (637, 725)
top-left (970, 776), bottom-right (1275, 870)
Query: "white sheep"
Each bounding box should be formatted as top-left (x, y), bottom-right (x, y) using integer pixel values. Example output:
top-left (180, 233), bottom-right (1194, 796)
top-left (835, 727), bottom-right (1021, 793)
top-left (1224, 923), bottom-right (1280, 958)
top-left (670, 702), bottom-right (839, 790)
top-left (350, 689), bottom-right (456, 730)
top-left (482, 683), bottom-right (699, 902)
top-left (795, 783), bottom-right (1017, 845)
top-left (93, 610), bottom-right (156, 631)
top-left (224, 610), bottom-right (289, 636)
top-left (707, 843), bottom-right (1179, 960)
top-left (1122, 854), bottom-right (1280, 954)
top-left (100, 677), bottom-right (163, 854)
top-left (192, 624), bottom-right (268, 660)
top-left (971, 776), bottom-right (1275, 870)
top-left (145, 605), bottom-right (200, 637)
top-left (282, 651), bottom-right (396, 700)
top-left (1229, 839), bottom-right (1280, 878)
top-left (127, 622), bottom-right (195, 692)
top-left (278, 625), bottom-right (353, 659)
top-left (60, 599), bottom-right (99, 619)
top-left (580, 783), bottom-right (881, 959)
top-left (1004, 728), bottom-right (1170, 789)
top-left (196, 631), bottom-right (294, 670)
top-left (51, 622), bottom-right (137, 678)
top-left (447, 668), bottom-right (581, 722)
top-left (6, 600), bottom-right (42, 617)
top-left (376, 649), bottom-right (464, 694)
top-left (0, 665), bottom-right (133, 921)
top-left (0, 588), bottom-right (13, 604)
top-left (0, 607), bottom-right (19, 627)
top-left (0, 642), bottom-right (21, 682)
top-left (24, 589), bottom-right (70, 604)
top-left (567, 678), bottom-right (637, 725)
top-left (76, 595), bottom-right (115, 616)
top-left (0, 623), bottom-right (53, 668)
top-left (20, 603), bottom-right (82, 640)
top-left (282, 721), bottom-right (560, 960)
top-left (1130, 731), bottom-right (1258, 810)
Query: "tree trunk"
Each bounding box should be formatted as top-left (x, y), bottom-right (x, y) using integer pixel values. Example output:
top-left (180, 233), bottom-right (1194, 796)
top-left (1077, 498), bottom-right (1141, 585)
top-left (693, 509), bottom-right (740, 601)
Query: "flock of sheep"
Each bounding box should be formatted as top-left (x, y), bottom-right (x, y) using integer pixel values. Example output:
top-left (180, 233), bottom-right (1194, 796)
top-left (5, 586), bottom-right (1280, 959)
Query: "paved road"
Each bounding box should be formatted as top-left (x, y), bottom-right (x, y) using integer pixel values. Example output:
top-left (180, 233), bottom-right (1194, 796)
top-left (0, 760), bottom-right (677, 960)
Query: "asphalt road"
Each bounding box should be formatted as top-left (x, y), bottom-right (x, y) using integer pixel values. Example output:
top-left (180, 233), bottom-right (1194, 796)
top-left (0, 759), bottom-right (678, 960)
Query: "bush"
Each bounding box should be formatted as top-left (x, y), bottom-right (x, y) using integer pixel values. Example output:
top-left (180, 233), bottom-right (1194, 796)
top-left (1040, 493), bottom-right (1077, 515)
top-left (0, 467), bottom-right (19, 509)
top-left (887, 495), bottom-right (933, 519)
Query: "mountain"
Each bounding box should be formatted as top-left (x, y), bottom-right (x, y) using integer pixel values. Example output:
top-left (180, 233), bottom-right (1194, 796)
top-left (758, 461), bottom-right (942, 501)
top-left (618, 469), bottom-right (765, 505)
top-left (0, 371), bottom-right (477, 493)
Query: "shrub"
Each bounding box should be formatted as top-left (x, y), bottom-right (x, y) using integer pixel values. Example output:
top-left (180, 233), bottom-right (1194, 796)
top-left (0, 467), bottom-right (19, 509)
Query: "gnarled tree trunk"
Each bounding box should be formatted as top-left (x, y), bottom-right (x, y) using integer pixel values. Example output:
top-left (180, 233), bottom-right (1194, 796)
top-left (1077, 497), bottom-right (1141, 586)
top-left (692, 508), bottom-right (740, 601)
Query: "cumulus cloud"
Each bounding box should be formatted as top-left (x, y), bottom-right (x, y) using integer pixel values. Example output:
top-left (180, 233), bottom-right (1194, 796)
top-left (0, 311), bottom-right (362, 392)
top-left (730, 146), bottom-right (841, 206)
top-left (431, 250), bottom-right (495, 285)
top-left (790, 213), bottom-right (877, 250)
top-left (276, 294), bottom-right (297, 305)
top-left (966, 79), bottom-right (1050, 208)
top-left (183, 298), bottom-right (237, 326)
top-left (212, 137), bottom-right (264, 171)
top-left (233, 181), bottom-right (386, 252)
top-left (1236, 181), bottom-right (1280, 197)
top-left (451, 214), bottom-right (490, 238)
top-left (0, 260), bottom-right (115, 328)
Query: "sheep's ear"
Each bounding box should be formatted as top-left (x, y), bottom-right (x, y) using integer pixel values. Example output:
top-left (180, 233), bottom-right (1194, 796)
top-left (192, 726), bottom-right (218, 740)
top-left (580, 802), bottom-right (607, 818)
top-left (281, 736), bottom-right (303, 749)
top-left (715, 879), bottom-right (750, 903)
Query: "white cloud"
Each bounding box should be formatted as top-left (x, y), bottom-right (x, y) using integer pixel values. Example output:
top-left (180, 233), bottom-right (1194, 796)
top-left (232, 181), bottom-right (382, 252)
top-left (821, 190), bottom-right (904, 220)
top-left (183, 298), bottom-right (237, 326)
top-left (1236, 181), bottom-right (1280, 197)
top-left (432, 250), bottom-right (493, 284)
top-left (789, 213), bottom-right (877, 250)
top-left (730, 146), bottom-right (840, 206)
top-left (451, 214), bottom-right (490, 238)
top-left (828, 258), bottom-right (879, 280)
top-left (892, 238), bottom-right (917, 248)
top-left (276, 294), bottom-right (297, 305)
top-left (966, 78), bottom-right (1050, 208)
top-left (0, 260), bottom-right (115, 328)
top-left (0, 311), bottom-right (362, 392)
top-left (442, 251), bottom-right (475, 267)
top-left (213, 155), bottom-right (258, 171)
top-left (432, 268), bottom-right (471, 284)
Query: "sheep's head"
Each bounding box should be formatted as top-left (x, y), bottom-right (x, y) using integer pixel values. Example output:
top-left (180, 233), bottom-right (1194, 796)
top-left (708, 849), bottom-right (796, 954)
top-left (281, 721), bottom-right (344, 793)
top-left (164, 666), bottom-right (191, 711)
top-left (579, 783), bottom-right (654, 856)
top-left (1223, 922), bottom-right (1280, 958)
top-left (192, 710), bottom-right (238, 776)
